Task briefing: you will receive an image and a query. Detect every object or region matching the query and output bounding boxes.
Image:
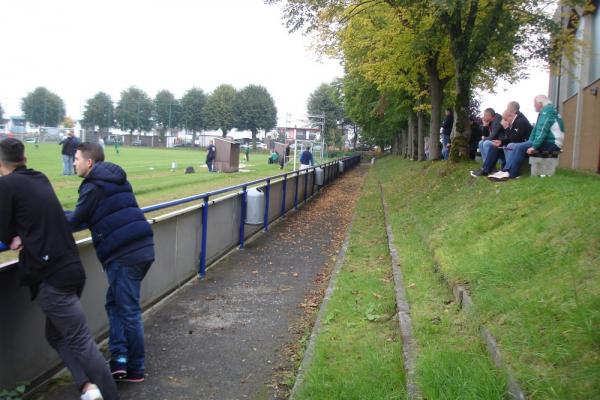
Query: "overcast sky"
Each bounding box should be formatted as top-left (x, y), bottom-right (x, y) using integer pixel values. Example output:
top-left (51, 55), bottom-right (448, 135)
top-left (0, 0), bottom-right (548, 126)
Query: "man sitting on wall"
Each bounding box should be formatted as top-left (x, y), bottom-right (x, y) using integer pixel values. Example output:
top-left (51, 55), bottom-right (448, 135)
top-left (470, 101), bottom-right (532, 177)
top-left (488, 94), bottom-right (564, 181)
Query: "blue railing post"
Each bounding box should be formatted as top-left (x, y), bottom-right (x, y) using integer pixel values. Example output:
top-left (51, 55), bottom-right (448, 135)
top-left (239, 185), bottom-right (247, 249)
top-left (199, 196), bottom-right (209, 279)
top-left (0, 242), bottom-right (8, 252)
top-left (303, 169), bottom-right (308, 203)
top-left (294, 171), bottom-right (299, 210)
top-left (263, 179), bottom-right (271, 231)
top-left (280, 174), bottom-right (287, 218)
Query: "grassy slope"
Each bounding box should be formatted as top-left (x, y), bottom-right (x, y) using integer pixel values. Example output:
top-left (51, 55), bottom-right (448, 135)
top-left (376, 157), bottom-right (600, 399)
top-left (294, 170), bottom-right (406, 400)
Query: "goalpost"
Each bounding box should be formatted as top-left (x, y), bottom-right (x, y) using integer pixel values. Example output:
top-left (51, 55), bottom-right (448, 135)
top-left (292, 139), bottom-right (326, 170)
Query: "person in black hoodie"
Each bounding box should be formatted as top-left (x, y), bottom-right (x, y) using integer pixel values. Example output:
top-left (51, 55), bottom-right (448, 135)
top-left (68, 142), bottom-right (154, 384)
top-left (0, 138), bottom-right (119, 400)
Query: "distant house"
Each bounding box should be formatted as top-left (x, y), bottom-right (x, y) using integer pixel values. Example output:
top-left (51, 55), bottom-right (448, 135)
top-left (549, 2), bottom-right (600, 173)
top-left (8, 116), bottom-right (27, 135)
top-left (277, 126), bottom-right (321, 143)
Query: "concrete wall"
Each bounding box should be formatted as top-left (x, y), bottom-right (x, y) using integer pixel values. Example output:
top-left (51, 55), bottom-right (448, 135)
top-left (0, 158), bottom-right (357, 389)
top-left (559, 79), bottom-right (600, 172)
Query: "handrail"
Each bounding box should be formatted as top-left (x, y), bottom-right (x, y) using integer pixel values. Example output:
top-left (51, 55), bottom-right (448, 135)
top-left (0, 156), bottom-right (357, 262)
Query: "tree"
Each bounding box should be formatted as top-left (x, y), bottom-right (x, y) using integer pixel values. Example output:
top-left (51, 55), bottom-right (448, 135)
top-left (154, 90), bottom-right (181, 143)
top-left (83, 92), bottom-right (115, 132)
top-left (115, 87), bottom-right (154, 136)
top-left (181, 88), bottom-right (208, 145)
top-left (21, 87), bottom-right (66, 127)
top-left (233, 85), bottom-right (277, 148)
top-left (63, 116), bottom-right (75, 128)
top-left (205, 84), bottom-right (237, 137)
top-left (307, 80), bottom-right (345, 147)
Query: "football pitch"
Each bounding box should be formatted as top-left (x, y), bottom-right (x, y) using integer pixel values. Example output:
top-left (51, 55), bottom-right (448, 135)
top-left (20, 143), bottom-right (298, 211)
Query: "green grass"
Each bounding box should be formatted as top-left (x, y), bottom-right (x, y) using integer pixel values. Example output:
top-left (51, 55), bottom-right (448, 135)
top-left (379, 175), bottom-right (506, 399)
top-left (376, 157), bottom-right (600, 399)
top-left (21, 143), bottom-right (296, 210)
top-left (294, 170), bottom-right (406, 400)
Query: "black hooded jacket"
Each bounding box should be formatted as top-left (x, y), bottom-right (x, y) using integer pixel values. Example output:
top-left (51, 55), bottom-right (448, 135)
top-left (0, 167), bottom-right (85, 296)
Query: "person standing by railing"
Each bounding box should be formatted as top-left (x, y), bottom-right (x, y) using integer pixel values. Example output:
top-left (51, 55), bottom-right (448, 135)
top-left (300, 146), bottom-right (313, 170)
top-left (206, 139), bottom-right (216, 172)
top-left (0, 138), bottom-right (119, 400)
top-left (67, 142), bottom-right (154, 384)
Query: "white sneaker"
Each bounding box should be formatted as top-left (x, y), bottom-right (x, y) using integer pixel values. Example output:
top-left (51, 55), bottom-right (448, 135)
top-left (81, 384), bottom-right (103, 400)
top-left (488, 171), bottom-right (510, 181)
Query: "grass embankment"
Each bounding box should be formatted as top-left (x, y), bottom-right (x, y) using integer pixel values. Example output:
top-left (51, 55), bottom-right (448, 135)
top-left (376, 157), bottom-right (600, 399)
top-left (293, 171), bottom-right (406, 400)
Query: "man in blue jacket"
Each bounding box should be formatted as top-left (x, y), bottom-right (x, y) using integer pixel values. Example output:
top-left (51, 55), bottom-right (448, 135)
top-left (68, 142), bottom-right (154, 383)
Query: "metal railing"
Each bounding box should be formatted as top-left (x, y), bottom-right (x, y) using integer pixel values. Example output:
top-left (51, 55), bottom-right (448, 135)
top-left (0, 155), bottom-right (361, 275)
top-left (0, 154), bottom-right (361, 389)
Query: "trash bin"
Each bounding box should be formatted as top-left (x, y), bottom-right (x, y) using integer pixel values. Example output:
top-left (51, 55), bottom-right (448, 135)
top-left (245, 188), bottom-right (265, 225)
top-left (338, 160), bottom-right (344, 173)
top-left (315, 167), bottom-right (324, 186)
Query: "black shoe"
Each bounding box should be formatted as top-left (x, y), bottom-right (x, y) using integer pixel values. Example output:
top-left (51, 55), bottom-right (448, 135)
top-left (110, 360), bottom-right (127, 380)
top-left (470, 169), bottom-right (487, 178)
top-left (120, 370), bottom-right (145, 383)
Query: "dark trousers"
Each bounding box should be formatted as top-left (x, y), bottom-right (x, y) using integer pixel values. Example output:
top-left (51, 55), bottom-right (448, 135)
top-left (36, 282), bottom-right (120, 400)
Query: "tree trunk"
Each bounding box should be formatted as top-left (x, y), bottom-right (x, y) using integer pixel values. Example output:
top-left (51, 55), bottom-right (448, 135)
top-left (192, 131), bottom-right (198, 146)
top-left (417, 111), bottom-right (425, 161)
top-left (450, 70), bottom-right (472, 162)
top-left (408, 112), bottom-right (419, 160)
top-left (222, 129), bottom-right (228, 137)
top-left (401, 127), bottom-right (408, 157)
top-left (251, 129), bottom-right (257, 149)
top-left (429, 76), bottom-right (443, 160)
top-left (352, 124), bottom-right (358, 149)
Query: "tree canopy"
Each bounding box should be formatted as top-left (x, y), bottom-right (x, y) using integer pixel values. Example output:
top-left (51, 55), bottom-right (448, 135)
top-left (205, 84), bottom-right (237, 137)
top-left (21, 87), bottom-right (66, 127)
top-left (268, 0), bottom-right (586, 161)
top-left (181, 88), bottom-right (208, 144)
top-left (83, 92), bottom-right (115, 130)
top-left (115, 87), bottom-right (154, 134)
top-left (154, 90), bottom-right (181, 129)
top-left (307, 80), bottom-right (345, 147)
top-left (233, 84), bottom-right (277, 148)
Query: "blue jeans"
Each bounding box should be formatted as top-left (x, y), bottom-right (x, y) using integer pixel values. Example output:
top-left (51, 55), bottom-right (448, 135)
top-left (441, 135), bottom-right (450, 160)
top-left (479, 139), bottom-right (496, 163)
top-left (105, 260), bottom-right (152, 373)
top-left (206, 159), bottom-right (214, 172)
top-left (62, 154), bottom-right (74, 175)
top-left (504, 142), bottom-right (517, 167)
top-left (505, 140), bottom-right (561, 178)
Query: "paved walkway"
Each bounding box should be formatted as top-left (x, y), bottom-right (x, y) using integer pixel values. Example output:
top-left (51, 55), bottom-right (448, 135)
top-left (32, 164), bottom-right (368, 400)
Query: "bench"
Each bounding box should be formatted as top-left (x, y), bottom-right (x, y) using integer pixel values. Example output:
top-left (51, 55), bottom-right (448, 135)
top-left (529, 150), bottom-right (561, 177)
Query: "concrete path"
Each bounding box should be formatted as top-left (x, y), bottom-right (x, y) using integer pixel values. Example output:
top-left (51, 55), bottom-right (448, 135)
top-left (32, 164), bottom-right (368, 400)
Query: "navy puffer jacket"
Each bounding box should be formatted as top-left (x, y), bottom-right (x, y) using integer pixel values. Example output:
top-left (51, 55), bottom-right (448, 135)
top-left (76, 162), bottom-right (154, 265)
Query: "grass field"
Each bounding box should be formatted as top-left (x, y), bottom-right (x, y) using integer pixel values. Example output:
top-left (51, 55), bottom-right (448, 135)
top-left (21, 143), bottom-right (301, 210)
